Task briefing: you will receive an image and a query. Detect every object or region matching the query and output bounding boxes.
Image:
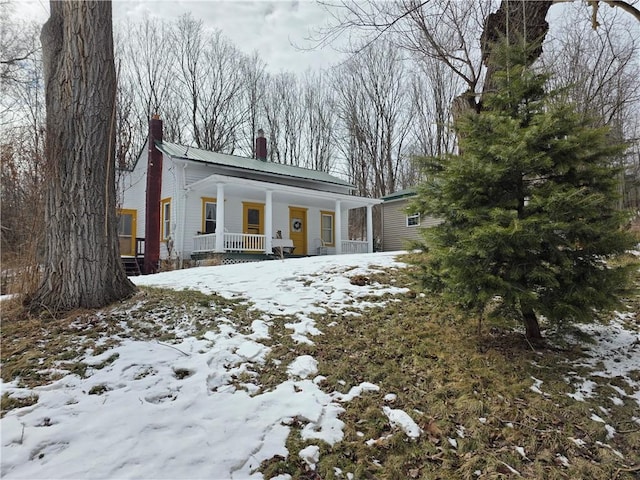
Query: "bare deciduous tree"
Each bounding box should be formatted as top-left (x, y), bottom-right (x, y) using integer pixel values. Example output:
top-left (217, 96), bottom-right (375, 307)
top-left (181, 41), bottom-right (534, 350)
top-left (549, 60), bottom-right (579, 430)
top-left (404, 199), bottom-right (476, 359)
top-left (334, 42), bottom-right (412, 198)
top-left (302, 70), bottom-right (338, 173)
top-left (0, 1), bottom-right (40, 85)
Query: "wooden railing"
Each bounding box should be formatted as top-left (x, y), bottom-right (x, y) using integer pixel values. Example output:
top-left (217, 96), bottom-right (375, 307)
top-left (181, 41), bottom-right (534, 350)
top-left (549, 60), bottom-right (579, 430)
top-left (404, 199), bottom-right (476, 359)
top-left (341, 240), bottom-right (368, 254)
top-left (193, 233), bottom-right (217, 253)
top-left (224, 233), bottom-right (265, 252)
top-left (193, 234), bottom-right (368, 255)
top-left (193, 233), bottom-right (265, 253)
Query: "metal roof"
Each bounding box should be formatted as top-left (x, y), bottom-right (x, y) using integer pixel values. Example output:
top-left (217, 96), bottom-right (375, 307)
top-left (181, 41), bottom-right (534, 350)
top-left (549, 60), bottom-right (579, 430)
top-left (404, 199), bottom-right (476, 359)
top-left (155, 141), bottom-right (354, 188)
top-left (381, 188), bottom-right (417, 202)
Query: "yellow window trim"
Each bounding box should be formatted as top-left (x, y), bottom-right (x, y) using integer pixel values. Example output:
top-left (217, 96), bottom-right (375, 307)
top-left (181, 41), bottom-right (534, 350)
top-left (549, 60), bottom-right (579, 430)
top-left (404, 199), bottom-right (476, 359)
top-left (117, 208), bottom-right (137, 255)
top-left (201, 197), bottom-right (216, 233)
top-left (160, 197), bottom-right (171, 240)
top-left (320, 210), bottom-right (335, 246)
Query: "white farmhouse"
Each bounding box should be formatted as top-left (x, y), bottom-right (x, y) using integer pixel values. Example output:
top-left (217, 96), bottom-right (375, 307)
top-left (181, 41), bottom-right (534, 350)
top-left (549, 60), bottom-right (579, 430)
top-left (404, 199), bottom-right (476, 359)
top-left (117, 116), bottom-right (380, 274)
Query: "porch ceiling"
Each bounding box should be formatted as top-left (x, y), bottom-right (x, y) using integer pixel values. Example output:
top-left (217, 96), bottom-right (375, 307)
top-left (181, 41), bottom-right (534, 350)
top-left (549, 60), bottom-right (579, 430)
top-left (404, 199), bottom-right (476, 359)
top-left (186, 173), bottom-right (380, 210)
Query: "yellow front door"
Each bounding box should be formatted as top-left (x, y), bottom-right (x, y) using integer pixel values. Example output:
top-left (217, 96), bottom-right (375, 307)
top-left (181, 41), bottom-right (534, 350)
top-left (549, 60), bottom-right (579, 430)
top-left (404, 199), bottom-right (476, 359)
top-left (289, 207), bottom-right (307, 255)
top-left (117, 209), bottom-right (137, 256)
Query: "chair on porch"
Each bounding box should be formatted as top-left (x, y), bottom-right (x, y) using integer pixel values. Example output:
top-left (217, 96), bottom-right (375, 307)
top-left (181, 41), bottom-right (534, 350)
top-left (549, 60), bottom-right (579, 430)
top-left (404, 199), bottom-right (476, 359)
top-left (315, 238), bottom-right (328, 255)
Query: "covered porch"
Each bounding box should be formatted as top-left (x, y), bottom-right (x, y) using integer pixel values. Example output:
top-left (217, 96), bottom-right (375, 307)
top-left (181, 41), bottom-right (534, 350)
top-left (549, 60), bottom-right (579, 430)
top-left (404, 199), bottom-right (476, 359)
top-left (181, 171), bottom-right (379, 258)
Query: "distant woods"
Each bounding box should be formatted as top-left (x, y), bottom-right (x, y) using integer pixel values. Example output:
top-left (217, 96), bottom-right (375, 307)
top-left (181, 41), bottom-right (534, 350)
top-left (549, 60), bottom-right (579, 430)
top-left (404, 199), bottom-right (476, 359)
top-left (112, 13), bottom-right (425, 199)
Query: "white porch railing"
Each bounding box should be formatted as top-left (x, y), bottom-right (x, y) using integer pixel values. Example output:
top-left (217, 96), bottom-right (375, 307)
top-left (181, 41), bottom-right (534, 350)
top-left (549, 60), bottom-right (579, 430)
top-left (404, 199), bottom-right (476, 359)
top-left (194, 234), bottom-right (368, 255)
top-left (193, 233), bottom-right (265, 253)
top-left (193, 233), bottom-right (217, 252)
top-left (225, 233), bottom-right (265, 252)
top-left (342, 240), bottom-right (368, 254)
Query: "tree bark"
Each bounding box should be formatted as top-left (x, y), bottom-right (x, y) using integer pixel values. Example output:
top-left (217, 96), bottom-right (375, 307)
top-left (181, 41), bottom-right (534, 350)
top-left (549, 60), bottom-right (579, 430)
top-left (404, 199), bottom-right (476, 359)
top-left (452, 1), bottom-right (554, 147)
top-left (481, 0), bottom-right (553, 93)
top-left (522, 307), bottom-right (543, 341)
top-left (28, 0), bottom-right (135, 313)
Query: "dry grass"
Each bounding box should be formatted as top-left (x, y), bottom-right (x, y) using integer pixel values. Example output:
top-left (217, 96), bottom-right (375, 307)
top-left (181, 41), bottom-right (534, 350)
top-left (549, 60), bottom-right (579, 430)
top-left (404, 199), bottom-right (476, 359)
top-left (0, 286), bottom-right (260, 416)
top-left (1, 258), bottom-right (638, 479)
top-left (259, 258), bottom-right (640, 480)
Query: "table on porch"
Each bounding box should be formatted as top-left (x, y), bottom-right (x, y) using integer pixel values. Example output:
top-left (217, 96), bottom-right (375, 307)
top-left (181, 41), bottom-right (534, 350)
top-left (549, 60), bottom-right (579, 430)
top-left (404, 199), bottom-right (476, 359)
top-left (271, 238), bottom-right (295, 256)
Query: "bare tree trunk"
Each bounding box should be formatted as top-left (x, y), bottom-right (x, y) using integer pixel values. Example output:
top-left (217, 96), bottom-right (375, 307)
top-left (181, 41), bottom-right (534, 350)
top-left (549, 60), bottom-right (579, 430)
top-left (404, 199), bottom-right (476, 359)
top-left (522, 307), bottom-right (542, 341)
top-left (481, 0), bottom-right (553, 94)
top-left (29, 0), bottom-right (135, 314)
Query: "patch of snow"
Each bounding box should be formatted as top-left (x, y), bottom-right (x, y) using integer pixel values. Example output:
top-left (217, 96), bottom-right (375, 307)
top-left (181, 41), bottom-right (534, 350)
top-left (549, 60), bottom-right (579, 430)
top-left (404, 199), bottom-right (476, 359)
top-left (569, 437), bottom-right (587, 447)
top-left (383, 407), bottom-right (422, 439)
top-left (530, 376), bottom-right (550, 397)
top-left (299, 445), bottom-right (320, 470)
top-left (383, 393), bottom-right (397, 402)
top-left (595, 441), bottom-right (624, 458)
top-left (333, 382), bottom-right (380, 402)
top-left (287, 355), bottom-right (318, 379)
top-left (605, 424), bottom-right (616, 439)
top-left (365, 434), bottom-right (393, 446)
top-left (566, 379), bottom-right (598, 402)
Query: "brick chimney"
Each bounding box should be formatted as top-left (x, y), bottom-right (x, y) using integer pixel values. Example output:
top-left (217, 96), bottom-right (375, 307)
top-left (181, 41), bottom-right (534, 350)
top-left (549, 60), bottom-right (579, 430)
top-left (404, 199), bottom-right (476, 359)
top-left (144, 114), bottom-right (163, 274)
top-left (255, 128), bottom-right (267, 161)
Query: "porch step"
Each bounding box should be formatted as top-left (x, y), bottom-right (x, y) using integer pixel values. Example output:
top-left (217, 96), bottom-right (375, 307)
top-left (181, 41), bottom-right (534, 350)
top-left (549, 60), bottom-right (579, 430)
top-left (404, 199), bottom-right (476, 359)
top-left (122, 257), bottom-right (142, 276)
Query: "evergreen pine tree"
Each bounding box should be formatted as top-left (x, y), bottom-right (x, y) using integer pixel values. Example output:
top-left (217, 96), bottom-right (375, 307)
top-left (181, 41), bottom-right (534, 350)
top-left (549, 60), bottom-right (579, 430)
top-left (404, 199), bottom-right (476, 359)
top-left (411, 41), bottom-right (636, 340)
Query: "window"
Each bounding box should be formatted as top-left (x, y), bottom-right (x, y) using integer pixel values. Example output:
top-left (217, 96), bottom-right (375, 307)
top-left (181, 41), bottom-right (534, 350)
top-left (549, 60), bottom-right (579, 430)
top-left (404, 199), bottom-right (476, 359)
top-left (407, 213), bottom-right (420, 227)
top-left (320, 211), bottom-right (335, 246)
top-left (161, 198), bottom-right (171, 240)
top-left (201, 197), bottom-right (216, 234)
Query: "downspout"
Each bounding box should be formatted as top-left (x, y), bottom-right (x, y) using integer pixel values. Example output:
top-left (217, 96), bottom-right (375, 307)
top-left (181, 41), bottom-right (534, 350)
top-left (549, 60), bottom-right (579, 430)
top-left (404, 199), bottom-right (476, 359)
top-left (335, 200), bottom-right (342, 254)
top-left (180, 162), bottom-right (189, 269)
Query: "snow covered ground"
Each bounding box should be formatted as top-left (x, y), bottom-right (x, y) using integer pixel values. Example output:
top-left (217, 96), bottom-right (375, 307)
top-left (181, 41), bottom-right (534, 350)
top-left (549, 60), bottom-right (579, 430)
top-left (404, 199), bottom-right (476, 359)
top-left (1, 252), bottom-right (638, 479)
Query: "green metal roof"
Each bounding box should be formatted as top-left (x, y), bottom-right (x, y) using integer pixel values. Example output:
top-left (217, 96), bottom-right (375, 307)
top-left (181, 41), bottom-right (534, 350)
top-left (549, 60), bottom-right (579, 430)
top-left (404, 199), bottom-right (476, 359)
top-left (381, 188), bottom-right (417, 202)
top-left (155, 140), bottom-right (353, 188)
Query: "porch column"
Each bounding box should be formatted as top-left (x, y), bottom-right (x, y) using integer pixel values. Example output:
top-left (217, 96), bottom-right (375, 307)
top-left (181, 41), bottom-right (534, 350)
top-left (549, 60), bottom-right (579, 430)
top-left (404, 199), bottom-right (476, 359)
top-left (366, 204), bottom-right (373, 253)
top-left (265, 190), bottom-right (273, 254)
top-left (215, 183), bottom-right (225, 252)
top-left (335, 200), bottom-right (342, 254)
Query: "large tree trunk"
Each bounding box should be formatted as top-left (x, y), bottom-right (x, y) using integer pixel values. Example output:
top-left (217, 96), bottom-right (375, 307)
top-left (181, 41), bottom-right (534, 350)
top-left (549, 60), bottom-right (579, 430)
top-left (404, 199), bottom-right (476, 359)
top-left (452, 0), bottom-right (553, 126)
top-left (28, 0), bottom-right (135, 313)
top-left (451, 0), bottom-right (554, 149)
top-left (481, 0), bottom-right (553, 94)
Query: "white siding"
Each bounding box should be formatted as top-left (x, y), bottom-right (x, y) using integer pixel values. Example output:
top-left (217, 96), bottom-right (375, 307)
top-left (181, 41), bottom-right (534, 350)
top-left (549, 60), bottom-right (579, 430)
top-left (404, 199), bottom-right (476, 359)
top-left (120, 142), bottom-right (374, 259)
top-left (118, 140), bottom-right (149, 250)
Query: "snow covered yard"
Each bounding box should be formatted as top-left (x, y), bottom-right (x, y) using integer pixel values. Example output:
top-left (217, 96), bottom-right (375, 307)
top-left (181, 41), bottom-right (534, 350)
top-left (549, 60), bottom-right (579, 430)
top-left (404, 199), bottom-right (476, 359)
top-left (1, 252), bottom-right (639, 479)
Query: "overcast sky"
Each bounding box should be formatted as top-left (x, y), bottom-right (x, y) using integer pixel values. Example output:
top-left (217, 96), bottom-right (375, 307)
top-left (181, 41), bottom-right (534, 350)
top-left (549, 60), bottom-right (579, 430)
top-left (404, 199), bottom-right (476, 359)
top-left (15, 0), bottom-right (346, 74)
